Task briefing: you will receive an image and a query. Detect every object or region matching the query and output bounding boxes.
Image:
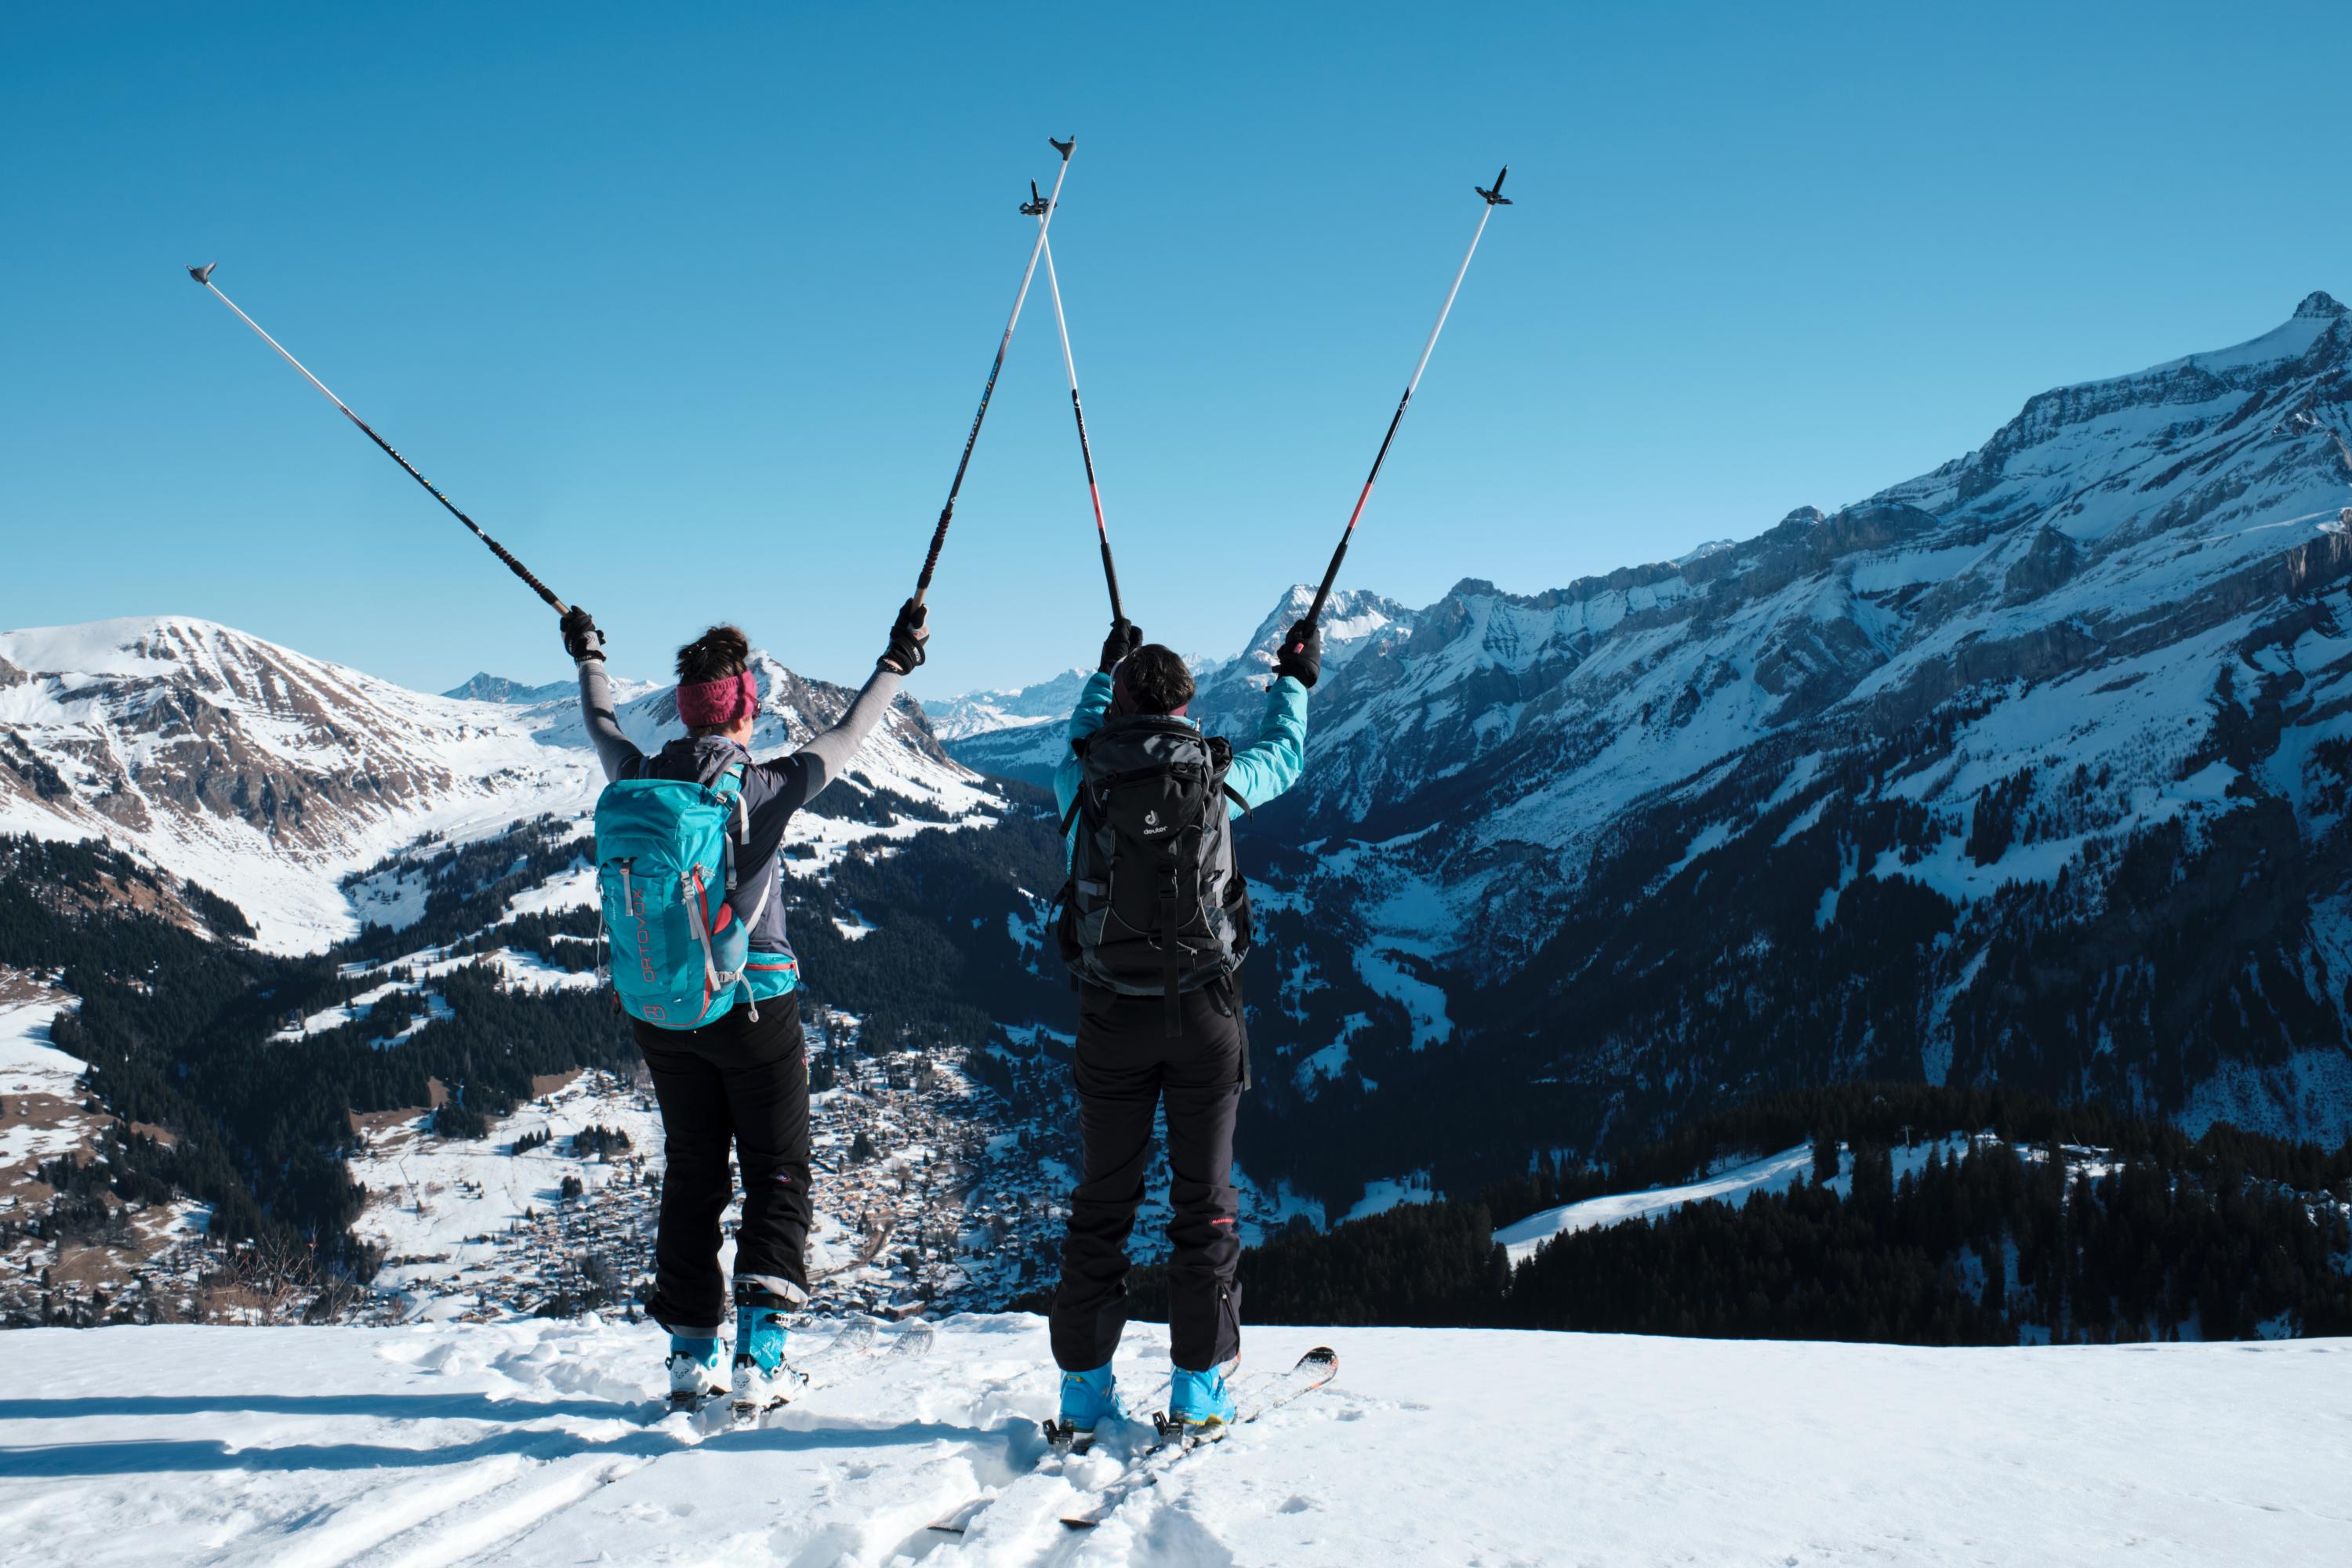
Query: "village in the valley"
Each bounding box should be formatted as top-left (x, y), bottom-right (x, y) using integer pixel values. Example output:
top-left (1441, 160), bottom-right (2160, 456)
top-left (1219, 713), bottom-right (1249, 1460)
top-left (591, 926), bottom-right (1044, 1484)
top-left (2, 970), bottom-right (1092, 1326)
top-left (343, 1007), bottom-right (1088, 1325)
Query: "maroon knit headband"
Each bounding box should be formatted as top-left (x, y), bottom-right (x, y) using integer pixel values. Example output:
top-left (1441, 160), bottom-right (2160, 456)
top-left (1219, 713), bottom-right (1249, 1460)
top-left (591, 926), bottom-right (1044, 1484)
top-left (677, 669), bottom-right (758, 728)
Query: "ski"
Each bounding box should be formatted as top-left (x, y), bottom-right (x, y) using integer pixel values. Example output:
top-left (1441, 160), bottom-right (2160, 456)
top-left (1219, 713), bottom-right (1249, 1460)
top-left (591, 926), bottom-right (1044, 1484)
top-left (930, 1350), bottom-right (1337, 1535)
top-left (1058, 1347), bottom-right (1338, 1530)
top-left (1042, 1371), bottom-right (1174, 1457)
top-left (926, 1370), bottom-right (1176, 1534)
top-left (648, 1316), bottom-right (901, 1425)
top-left (725, 1316), bottom-right (934, 1425)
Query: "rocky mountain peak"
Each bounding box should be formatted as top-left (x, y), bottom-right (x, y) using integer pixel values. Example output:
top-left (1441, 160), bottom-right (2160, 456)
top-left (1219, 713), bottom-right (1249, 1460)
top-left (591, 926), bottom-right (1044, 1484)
top-left (443, 673), bottom-right (573, 705)
top-left (2292, 290), bottom-right (2347, 320)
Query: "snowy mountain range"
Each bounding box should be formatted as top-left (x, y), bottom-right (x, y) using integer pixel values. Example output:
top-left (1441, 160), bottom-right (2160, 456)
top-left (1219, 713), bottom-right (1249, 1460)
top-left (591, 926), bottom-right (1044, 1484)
top-left (0, 618), bottom-right (604, 949)
top-left (0, 621), bottom-right (970, 950)
top-left (943, 291), bottom-right (2352, 1180)
top-left (9, 290), bottom-right (2352, 1220)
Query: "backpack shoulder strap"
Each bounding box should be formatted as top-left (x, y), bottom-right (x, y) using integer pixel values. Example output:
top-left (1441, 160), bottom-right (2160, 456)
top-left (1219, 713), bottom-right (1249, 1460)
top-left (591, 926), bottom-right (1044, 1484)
top-left (713, 760), bottom-right (750, 892)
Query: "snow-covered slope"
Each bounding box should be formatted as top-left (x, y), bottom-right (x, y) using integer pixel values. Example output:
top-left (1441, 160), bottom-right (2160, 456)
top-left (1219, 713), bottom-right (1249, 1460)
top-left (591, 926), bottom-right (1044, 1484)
top-left (1493, 1143), bottom-right (1820, 1261)
top-left (0, 620), bottom-right (987, 951)
top-left (0, 619), bottom-right (601, 949)
top-left (0, 1317), bottom-right (2340, 1566)
top-left (924, 668), bottom-right (1091, 741)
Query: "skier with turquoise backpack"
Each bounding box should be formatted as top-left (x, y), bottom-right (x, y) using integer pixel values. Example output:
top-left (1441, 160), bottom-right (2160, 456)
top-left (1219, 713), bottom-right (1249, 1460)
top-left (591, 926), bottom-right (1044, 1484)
top-left (562, 603), bottom-right (928, 1414)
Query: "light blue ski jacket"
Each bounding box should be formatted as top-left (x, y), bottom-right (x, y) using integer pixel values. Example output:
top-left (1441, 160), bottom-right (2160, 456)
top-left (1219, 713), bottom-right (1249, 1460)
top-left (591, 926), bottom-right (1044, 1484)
top-left (1052, 671), bottom-right (1311, 863)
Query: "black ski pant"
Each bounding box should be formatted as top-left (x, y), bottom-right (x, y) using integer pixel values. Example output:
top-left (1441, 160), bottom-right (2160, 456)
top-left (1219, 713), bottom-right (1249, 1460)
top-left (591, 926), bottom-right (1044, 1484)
top-left (632, 992), bottom-right (810, 1337)
top-left (1051, 979), bottom-right (1245, 1374)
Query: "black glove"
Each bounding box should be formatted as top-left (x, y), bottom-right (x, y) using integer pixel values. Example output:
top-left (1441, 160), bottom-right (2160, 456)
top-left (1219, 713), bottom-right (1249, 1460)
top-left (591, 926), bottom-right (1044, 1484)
top-left (880, 597), bottom-right (929, 674)
top-left (1274, 617), bottom-right (1321, 689)
top-left (1098, 617), bottom-right (1142, 674)
top-left (560, 606), bottom-right (605, 662)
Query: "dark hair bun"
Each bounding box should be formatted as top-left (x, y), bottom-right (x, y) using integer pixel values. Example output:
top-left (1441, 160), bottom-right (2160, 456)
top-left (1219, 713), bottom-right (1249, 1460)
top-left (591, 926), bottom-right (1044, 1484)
top-left (676, 624), bottom-right (751, 685)
top-left (1121, 644), bottom-right (1195, 713)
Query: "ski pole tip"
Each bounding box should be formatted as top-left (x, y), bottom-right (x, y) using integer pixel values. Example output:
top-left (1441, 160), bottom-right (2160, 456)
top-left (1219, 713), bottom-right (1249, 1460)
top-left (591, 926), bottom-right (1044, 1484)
top-left (188, 262), bottom-right (217, 285)
top-left (1476, 166), bottom-right (1512, 205)
top-left (1050, 135), bottom-right (1074, 158)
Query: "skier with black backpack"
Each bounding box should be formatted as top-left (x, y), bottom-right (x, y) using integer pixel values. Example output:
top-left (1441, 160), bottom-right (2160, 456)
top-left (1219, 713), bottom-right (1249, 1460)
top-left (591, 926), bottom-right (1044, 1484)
top-left (560, 601), bottom-right (928, 1414)
top-left (1046, 613), bottom-right (1319, 1444)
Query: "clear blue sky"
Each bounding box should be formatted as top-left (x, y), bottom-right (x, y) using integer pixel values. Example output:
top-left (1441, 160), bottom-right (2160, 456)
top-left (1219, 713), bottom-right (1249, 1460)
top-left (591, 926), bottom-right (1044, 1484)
top-left (4, 2), bottom-right (2345, 695)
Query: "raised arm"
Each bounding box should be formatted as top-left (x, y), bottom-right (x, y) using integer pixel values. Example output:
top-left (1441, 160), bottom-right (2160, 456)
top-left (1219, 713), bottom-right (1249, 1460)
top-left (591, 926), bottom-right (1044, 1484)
top-left (1225, 615), bottom-right (1321, 815)
top-left (781, 665), bottom-right (905, 803)
top-left (1225, 676), bottom-right (1309, 812)
top-left (561, 608), bottom-right (643, 783)
top-left (1055, 619), bottom-right (1137, 823)
top-left (762, 598), bottom-right (929, 813)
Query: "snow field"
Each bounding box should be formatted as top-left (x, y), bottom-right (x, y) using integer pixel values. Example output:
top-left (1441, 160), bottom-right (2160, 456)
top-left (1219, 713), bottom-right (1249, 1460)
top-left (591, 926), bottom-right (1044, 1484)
top-left (0, 1317), bottom-right (2343, 1566)
top-left (1494, 1143), bottom-right (1819, 1262)
top-left (1491, 1137), bottom-right (2128, 1267)
top-left (0, 995), bottom-right (89, 1186)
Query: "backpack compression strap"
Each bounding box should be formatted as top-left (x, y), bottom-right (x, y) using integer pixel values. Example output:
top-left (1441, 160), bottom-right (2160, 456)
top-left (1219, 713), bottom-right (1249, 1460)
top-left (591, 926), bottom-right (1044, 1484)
top-left (709, 760), bottom-right (775, 1022)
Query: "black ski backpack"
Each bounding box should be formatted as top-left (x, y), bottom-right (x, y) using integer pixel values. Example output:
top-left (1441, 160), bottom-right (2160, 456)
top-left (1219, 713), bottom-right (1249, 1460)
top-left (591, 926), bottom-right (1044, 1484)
top-left (1055, 716), bottom-right (1254, 1029)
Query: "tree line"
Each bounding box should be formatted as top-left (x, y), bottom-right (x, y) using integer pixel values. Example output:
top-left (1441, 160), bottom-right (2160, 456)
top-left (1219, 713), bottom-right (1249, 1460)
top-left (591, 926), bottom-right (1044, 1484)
top-left (1105, 1083), bottom-right (2352, 1344)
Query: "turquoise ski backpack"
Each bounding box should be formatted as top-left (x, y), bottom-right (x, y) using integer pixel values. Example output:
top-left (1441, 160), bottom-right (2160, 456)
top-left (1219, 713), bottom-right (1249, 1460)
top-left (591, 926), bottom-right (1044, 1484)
top-left (593, 762), bottom-right (771, 1029)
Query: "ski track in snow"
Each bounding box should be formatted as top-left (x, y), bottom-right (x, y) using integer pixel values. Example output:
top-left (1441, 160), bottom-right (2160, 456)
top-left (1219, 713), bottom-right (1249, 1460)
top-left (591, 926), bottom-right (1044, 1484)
top-left (0, 1316), bottom-right (2343, 1566)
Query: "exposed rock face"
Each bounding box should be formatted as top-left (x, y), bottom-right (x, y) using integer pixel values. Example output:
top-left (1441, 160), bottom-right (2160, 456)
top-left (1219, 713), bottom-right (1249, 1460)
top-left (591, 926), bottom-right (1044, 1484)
top-left (0, 619), bottom-right (549, 847)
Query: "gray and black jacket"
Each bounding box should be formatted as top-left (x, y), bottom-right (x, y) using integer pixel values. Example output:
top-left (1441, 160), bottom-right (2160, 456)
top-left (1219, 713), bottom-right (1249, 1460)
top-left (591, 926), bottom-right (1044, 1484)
top-left (575, 658), bottom-right (903, 969)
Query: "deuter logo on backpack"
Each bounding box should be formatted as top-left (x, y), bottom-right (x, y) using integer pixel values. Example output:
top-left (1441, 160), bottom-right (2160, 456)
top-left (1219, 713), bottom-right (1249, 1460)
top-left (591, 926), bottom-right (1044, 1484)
top-left (1057, 717), bottom-right (1252, 1007)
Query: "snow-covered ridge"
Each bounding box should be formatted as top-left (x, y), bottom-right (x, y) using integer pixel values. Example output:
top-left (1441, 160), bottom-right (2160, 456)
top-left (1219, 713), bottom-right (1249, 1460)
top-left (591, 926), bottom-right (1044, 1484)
top-left (0, 617), bottom-right (990, 952)
top-left (924, 668), bottom-right (1091, 741)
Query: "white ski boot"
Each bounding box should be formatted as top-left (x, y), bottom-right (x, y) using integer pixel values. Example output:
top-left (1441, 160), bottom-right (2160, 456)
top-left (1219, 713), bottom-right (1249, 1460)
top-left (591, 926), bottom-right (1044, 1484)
top-left (730, 1301), bottom-right (793, 1418)
top-left (666, 1334), bottom-right (724, 1407)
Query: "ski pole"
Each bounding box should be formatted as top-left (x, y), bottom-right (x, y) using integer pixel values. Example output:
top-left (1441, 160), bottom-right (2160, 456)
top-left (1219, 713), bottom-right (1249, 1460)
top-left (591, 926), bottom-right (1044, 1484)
top-left (184, 263), bottom-right (569, 615)
top-left (912, 135), bottom-right (1076, 605)
top-left (1040, 234), bottom-right (1123, 625)
top-left (1298, 165), bottom-right (1513, 638)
